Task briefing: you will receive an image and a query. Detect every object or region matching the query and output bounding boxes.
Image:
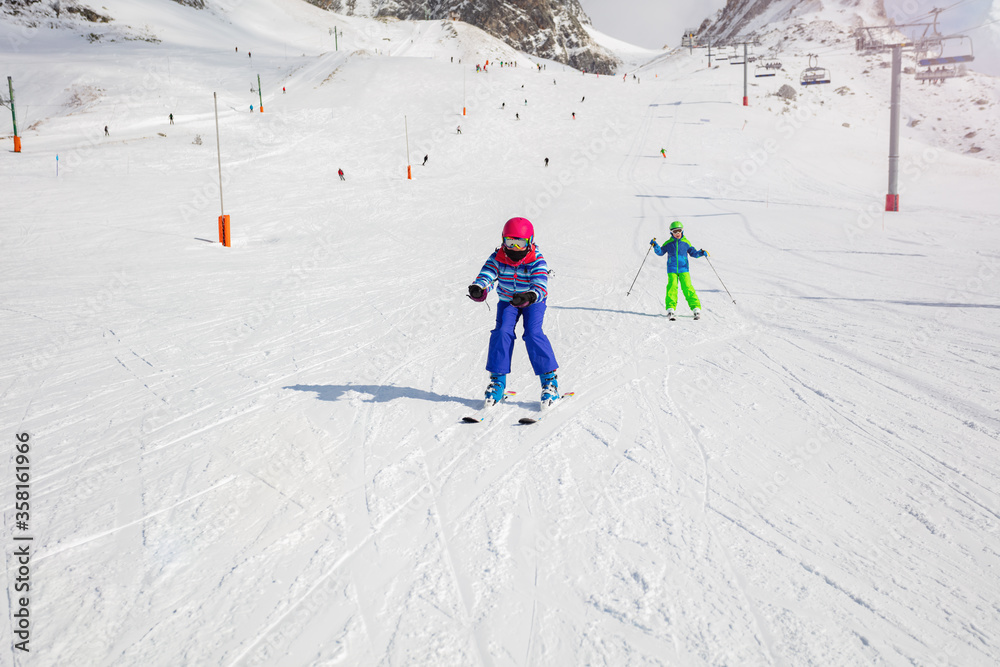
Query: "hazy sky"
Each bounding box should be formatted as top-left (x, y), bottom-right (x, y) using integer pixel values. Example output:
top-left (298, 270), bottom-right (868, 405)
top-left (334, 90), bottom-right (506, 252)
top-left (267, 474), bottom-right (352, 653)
top-left (884, 0), bottom-right (998, 76)
top-left (578, 0), bottom-right (994, 50)
top-left (576, 0), bottom-right (727, 49)
top-left (577, 0), bottom-right (998, 74)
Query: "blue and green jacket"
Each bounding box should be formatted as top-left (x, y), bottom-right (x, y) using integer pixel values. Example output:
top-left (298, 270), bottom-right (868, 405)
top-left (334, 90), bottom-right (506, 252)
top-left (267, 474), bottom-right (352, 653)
top-left (472, 245), bottom-right (550, 303)
top-left (654, 236), bottom-right (706, 273)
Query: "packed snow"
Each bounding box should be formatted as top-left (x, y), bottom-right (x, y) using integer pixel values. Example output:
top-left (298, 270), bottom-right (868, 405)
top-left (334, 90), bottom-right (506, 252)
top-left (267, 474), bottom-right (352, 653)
top-left (2, 0), bottom-right (999, 665)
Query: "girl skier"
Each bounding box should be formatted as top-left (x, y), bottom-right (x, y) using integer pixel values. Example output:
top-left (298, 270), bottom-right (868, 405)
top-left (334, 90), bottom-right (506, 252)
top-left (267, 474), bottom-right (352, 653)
top-left (468, 217), bottom-right (560, 408)
top-left (650, 221), bottom-right (710, 320)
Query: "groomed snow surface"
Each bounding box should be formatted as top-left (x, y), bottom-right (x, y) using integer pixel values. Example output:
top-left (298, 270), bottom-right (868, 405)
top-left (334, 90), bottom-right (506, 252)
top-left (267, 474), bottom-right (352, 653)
top-left (2, 1), bottom-right (1000, 665)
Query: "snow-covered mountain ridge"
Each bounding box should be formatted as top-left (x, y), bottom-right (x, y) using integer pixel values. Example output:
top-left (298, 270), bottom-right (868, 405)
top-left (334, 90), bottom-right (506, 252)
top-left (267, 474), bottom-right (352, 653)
top-left (700, 0), bottom-right (888, 43)
top-left (668, 0), bottom-right (999, 161)
top-left (2, 0), bottom-right (1000, 664)
top-left (314, 0), bottom-right (624, 74)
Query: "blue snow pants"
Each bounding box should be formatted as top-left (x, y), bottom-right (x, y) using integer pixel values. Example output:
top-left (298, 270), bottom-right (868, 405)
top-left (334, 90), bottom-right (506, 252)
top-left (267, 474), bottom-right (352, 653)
top-left (486, 300), bottom-right (558, 376)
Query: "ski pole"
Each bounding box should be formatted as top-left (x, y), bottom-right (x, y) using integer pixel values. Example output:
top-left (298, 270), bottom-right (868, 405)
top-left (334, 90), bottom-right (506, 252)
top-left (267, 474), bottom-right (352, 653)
top-left (705, 255), bottom-right (736, 304)
top-left (626, 243), bottom-right (654, 296)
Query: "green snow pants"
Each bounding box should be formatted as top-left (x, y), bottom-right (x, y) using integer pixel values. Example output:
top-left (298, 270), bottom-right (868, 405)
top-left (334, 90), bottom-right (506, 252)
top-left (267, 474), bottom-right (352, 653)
top-left (665, 272), bottom-right (701, 311)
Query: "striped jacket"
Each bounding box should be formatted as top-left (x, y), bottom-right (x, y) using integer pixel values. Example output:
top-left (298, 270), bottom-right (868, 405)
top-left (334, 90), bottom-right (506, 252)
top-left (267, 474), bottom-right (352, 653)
top-left (472, 245), bottom-right (550, 303)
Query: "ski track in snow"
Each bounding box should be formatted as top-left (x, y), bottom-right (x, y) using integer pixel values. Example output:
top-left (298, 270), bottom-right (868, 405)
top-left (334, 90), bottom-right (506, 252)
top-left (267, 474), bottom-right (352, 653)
top-left (2, 1), bottom-right (1000, 665)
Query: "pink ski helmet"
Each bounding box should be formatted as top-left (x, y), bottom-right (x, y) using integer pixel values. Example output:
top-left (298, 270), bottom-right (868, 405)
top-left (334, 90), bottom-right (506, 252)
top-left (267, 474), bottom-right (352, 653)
top-left (502, 217), bottom-right (534, 244)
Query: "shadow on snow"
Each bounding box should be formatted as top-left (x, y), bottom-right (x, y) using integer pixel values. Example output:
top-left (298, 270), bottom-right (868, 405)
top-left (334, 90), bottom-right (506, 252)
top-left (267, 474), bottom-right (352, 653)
top-left (548, 305), bottom-right (666, 317)
top-left (285, 384), bottom-right (486, 409)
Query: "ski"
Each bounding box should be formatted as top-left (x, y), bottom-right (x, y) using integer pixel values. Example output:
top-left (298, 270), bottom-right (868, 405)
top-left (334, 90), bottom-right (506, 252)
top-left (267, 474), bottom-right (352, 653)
top-left (461, 392), bottom-right (516, 423)
top-left (518, 392), bottom-right (574, 424)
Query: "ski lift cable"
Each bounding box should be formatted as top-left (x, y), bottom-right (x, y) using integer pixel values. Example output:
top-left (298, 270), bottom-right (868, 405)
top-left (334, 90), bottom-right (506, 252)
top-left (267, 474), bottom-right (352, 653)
top-left (894, 0), bottom-right (975, 26)
top-left (957, 16), bottom-right (1000, 33)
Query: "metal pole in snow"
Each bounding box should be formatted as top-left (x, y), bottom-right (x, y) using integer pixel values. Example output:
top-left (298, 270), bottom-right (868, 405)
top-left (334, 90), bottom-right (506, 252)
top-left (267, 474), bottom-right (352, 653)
top-left (8, 76), bottom-right (20, 152)
top-left (214, 92), bottom-right (231, 246)
top-left (405, 115), bottom-right (412, 180)
top-left (214, 92), bottom-right (224, 217)
top-left (257, 74), bottom-right (263, 112)
top-left (743, 43), bottom-right (749, 100)
top-left (7, 76), bottom-right (18, 136)
top-left (886, 44), bottom-right (902, 211)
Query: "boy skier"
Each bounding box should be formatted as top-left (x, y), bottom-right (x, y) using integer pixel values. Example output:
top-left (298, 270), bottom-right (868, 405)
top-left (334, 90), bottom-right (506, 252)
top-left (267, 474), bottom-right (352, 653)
top-left (650, 221), bottom-right (710, 320)
top-left (468, 217), bottom-right (561, 409)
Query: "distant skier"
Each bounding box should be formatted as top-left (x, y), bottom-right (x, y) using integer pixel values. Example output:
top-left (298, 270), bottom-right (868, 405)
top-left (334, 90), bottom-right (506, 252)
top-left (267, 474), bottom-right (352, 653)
top-left (544, 157), bottom-right (549, 167)
top-left (581, 96), bottom-right (585, 102)
top-left (338, 168), bottom-right (345, 181)
top-left (282, 87), bottom-right (286, 94)
top-left (660, 148), bottom-right (666, 158)
top-left (501, 102), bottom-right (505, 109)
top-left (456, 125), bottom-right (462, 134)
top-left (250, 105), bottom-right (254, 112)
top-left (467, 217), bottom-right (561, 409)
top-left (649, 221), bottom-right (709, 321)
top-left (422, 154), bottom-right (428, 166)
top-left (516, 113), bottom-right (519, 120)
top-left (572, 112), bottom-right (575, 120)
top-left (169, 113), bottom-right (174, 125)
top-left (104, 125), bottom-right (109, 136)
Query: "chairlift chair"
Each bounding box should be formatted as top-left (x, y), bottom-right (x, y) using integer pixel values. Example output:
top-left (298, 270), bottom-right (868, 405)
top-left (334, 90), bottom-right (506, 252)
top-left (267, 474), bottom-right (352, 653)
top-left (755, 59), bottom-right (778, 77)
top-left (914, 36), bottom-right (973, 83)
top-left (800, 54), bottom-right (830, 86)
top-left (918, 35), bottom-right (974, 66)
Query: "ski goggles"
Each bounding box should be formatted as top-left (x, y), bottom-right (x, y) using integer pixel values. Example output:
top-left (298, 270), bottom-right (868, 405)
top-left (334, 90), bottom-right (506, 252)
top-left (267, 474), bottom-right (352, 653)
top-left (503, 237), bottom-right (530, 250)
top-left (671, 228), bottom-right (684, 234)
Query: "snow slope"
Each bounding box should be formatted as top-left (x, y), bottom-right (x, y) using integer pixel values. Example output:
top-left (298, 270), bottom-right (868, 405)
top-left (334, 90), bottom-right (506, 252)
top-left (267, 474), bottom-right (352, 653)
top-left (2, 1), bottom-right (1000, 665)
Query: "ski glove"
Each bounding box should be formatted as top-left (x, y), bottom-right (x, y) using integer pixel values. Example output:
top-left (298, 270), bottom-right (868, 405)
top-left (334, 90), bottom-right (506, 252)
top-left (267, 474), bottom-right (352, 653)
top-left (468, 284), bottom-right (487, 302)
top-left (510, 291), bottom-right (537, 308)
top-left (649, 238), bottom-right (658, 247)
top-left (703, 250), bottom-right (710, 257)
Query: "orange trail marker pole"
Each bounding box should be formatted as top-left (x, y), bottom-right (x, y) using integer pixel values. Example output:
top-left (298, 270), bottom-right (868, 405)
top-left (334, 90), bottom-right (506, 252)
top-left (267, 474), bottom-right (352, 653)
top-left (405, 115), bottom-right (412, 180)
top-left (214, 92), bottom-right (231, 246)
top-left (7, 76), bottom-right (21, 152)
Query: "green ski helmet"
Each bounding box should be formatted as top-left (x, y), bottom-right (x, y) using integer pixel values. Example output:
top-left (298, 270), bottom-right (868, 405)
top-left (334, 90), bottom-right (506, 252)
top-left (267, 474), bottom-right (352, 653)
top-left (669, 221), bottom-right (683, 230)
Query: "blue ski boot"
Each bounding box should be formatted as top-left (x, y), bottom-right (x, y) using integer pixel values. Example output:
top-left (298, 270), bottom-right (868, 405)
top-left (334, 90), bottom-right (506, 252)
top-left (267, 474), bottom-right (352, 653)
top-left (540, 370), bottom-right (559, 409)
top-left (484, 373), bottom-right (507, 408)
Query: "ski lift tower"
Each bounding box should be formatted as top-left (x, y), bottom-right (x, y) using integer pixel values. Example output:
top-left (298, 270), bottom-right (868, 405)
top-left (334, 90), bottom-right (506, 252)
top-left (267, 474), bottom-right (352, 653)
top-left (854, 12), bottom-right (970, 212)
top-left (731, 36), bottom-right (759, 106)
top-left (681, 29), bottom-right (698, 54)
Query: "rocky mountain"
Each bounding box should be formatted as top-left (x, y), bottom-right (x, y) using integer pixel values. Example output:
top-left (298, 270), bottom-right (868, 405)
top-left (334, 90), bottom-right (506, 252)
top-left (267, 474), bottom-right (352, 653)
top-left (696, 0), bottom-right (888, 44)
top-left (304, 0), bottom-right (621, 74)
